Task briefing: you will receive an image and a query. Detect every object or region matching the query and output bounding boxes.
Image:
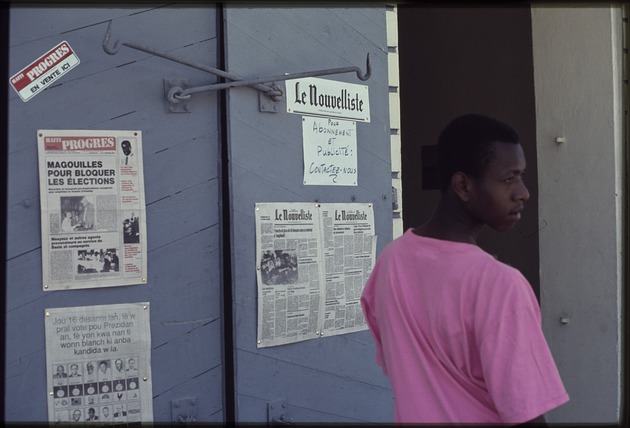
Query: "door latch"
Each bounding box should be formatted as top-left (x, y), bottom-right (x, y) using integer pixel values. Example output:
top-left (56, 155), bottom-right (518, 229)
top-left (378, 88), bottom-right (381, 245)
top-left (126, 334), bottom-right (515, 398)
top-left (267, 399), bottom-right (292, 425)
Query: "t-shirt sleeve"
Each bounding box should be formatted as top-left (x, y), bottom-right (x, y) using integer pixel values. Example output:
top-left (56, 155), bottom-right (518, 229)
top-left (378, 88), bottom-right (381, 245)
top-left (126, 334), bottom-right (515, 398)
top-left (360, 267), bottom-right (389, 377)
top-left (478, 271), bottom-right (569, 424)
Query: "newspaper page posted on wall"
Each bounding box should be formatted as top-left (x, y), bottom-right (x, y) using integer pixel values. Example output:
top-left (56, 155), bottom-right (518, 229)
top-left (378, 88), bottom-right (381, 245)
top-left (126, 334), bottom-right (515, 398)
top-left (37, 130), bottom-right (147, 291)
top-left (45, 303), bottom-right (153, 424)
top-left (320, 203), bottom-right (376, 336)
top-left (255, 202), bottom-right (376, 348)
top-left (256, 203), bottom-right (323, 347)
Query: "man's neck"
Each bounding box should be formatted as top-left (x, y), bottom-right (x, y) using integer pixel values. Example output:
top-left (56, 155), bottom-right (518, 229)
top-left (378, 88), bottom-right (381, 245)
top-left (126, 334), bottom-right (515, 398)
top-left (413, 197), bottom-right (483, 245)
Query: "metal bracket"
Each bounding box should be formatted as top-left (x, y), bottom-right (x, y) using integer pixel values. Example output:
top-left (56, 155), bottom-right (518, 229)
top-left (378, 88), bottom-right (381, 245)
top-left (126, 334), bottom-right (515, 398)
top-left (267, 399), bottom-right (292, 425)
top-left (259, 87), bottom-right (282, 113)
top-left (164, 79), bottom-right (191, 114)
top-left (171, 397), bottom-right (198, 424)
top-left (102, 20), bottom-right (372, 113)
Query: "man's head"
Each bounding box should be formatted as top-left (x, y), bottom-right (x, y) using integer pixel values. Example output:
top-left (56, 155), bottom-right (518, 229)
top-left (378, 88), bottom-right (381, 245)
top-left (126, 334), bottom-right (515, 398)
top-left (437, 114), bottom-right (520, 193)
top-left (121, 140), bottom-right (132, 156)
top-left (437, 114), bottom-right (529, 232)
top-left (72, 410), bottom-right (81, 421)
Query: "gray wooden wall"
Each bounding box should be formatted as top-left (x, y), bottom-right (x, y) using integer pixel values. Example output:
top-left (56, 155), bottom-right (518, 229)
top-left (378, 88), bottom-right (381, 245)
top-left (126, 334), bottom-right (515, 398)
top-left (6, 3), bottom-right (394, 423)
top-left (225, 5), bottom-right (393, 423)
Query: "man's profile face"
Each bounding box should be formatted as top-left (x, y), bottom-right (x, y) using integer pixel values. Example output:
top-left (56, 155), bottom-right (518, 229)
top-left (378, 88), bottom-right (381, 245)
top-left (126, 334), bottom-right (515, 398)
top-left (464, 142), bottom-right (529, 232)
top-left (121, 141), bottom-right (132, 156)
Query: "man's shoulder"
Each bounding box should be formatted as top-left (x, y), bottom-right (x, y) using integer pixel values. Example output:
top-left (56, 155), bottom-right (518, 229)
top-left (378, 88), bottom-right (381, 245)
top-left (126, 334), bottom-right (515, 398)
top-left (481, 255), bottom-right (527, 281)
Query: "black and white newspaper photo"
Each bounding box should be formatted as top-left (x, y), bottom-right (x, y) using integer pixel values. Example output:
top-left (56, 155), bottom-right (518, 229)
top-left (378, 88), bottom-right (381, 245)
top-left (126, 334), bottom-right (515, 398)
top-left (255, 202), bottom-right (376, 348)
top-left (37, 130), bottom-right (147, 291)
top-left (45, 303), bottom-right (153, 424)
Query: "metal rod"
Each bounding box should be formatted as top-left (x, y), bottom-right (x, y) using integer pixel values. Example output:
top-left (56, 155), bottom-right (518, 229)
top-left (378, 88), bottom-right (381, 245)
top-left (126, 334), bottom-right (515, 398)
top-left (102, 20), bottom-right (282, 98)
top-left (176, 54), bottom-right (371, 97)
top-left (102, 20), bottom-right (372, 104)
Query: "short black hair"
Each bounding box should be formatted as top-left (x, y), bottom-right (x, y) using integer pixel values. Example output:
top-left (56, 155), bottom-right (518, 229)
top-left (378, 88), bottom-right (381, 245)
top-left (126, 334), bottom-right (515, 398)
top-left (437, 114), bottom-right (519, 192)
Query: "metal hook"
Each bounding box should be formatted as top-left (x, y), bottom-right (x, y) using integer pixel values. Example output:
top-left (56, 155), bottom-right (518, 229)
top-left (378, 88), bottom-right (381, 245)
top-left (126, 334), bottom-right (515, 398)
top-left (102, 20), bottom-right (121, 55)
top-left (358, 53), bottom-right (372, 81)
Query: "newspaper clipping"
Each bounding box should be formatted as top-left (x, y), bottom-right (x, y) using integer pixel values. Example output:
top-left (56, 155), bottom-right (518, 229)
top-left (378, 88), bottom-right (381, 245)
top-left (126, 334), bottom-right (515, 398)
top-left (37, 130), bottom-right (147, 291)
top-left (45, 303), bottom-right (153, 424)
top-left (255, 202), bottom-right (376, 348)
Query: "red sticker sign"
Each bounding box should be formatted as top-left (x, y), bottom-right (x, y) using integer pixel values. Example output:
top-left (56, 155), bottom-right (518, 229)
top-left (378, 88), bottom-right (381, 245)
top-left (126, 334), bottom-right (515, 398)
top-left (10, 41), bottom-right (80, 102)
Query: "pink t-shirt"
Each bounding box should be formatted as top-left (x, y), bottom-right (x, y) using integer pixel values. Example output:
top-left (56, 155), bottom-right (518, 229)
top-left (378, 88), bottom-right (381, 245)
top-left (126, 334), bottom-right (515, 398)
top-left (361, 229), bottom-right (569, 424)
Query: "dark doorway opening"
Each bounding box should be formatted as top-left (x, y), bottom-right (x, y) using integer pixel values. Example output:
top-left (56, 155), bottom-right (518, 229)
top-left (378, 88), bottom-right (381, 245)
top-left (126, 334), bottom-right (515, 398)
top-left (397, 5), bottom-right (541, 298)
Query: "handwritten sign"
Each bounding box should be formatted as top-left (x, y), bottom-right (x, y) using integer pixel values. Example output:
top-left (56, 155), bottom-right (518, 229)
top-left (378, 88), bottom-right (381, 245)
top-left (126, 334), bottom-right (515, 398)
top-left (302, 116), bottom-right (357, 186)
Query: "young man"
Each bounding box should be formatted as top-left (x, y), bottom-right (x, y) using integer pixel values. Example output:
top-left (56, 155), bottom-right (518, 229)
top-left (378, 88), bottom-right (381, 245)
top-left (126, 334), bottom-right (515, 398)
top-left (361, 114), bottom-right (569, 424)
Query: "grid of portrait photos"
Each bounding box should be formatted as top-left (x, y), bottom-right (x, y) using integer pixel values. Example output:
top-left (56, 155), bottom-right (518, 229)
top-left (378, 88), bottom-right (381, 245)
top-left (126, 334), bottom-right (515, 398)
top-left (51, 356), bottom-right (141, 423)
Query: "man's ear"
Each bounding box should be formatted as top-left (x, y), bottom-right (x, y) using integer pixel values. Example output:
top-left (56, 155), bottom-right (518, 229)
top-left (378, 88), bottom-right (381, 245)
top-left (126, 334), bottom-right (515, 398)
top-left (451, 172), bottom-right (472, 202)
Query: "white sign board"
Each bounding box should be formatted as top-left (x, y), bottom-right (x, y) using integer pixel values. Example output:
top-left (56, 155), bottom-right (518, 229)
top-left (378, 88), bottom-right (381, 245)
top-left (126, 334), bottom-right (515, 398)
top-left (9, 41), bottom-right (80, 102)
top-left (302, 116), bottom-right (357, 186)
top-left (285, 77), bottom-right (370, 122)
top-left (45, 303), bottom-right (153, 423)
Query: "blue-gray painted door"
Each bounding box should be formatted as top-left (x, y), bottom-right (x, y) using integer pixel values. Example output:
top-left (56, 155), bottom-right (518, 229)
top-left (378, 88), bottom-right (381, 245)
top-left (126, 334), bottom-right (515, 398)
top-left (6, 5), bottom-right (224, 423)
top-left (224, 5), bottom-right (393, 422)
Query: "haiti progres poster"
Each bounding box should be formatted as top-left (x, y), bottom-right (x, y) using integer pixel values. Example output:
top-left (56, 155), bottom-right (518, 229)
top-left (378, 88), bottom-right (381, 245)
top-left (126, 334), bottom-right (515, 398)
top-left (37, 130), bottom-right (147, 291)
top-left (255, 202), bottom-right (376, 347)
